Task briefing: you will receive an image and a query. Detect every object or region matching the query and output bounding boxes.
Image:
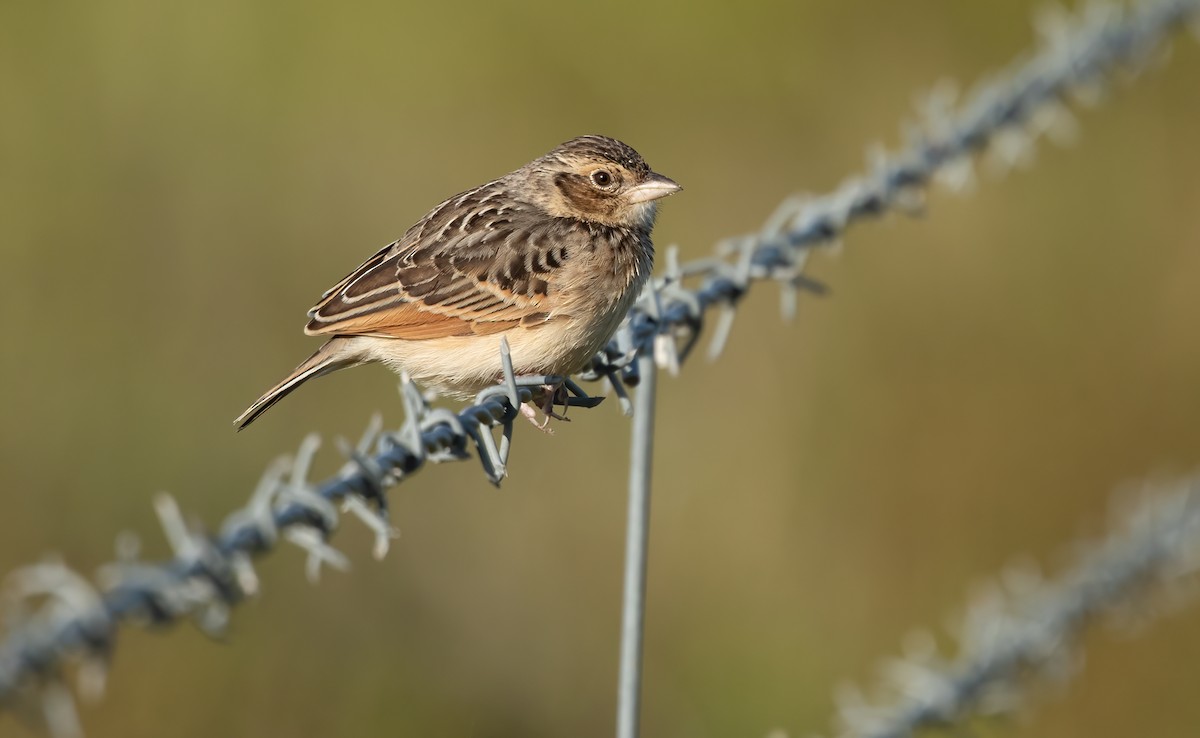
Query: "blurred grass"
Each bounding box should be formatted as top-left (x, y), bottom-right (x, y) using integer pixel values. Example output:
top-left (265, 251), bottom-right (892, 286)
top-left (2, 0), bottom-right (1200, 736)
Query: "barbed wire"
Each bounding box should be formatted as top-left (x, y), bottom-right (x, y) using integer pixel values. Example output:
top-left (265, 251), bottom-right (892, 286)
top-left (828, 476), bottom-right (1200, 738)
top-left (1, 0), bottom-right (1198, 734)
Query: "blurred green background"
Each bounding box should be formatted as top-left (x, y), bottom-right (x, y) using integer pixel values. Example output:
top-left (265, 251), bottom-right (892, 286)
top-left (3, 0), bottom-right (1200, 736)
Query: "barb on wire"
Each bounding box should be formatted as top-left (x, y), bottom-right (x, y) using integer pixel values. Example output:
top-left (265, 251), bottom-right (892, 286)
top-left (596, 0), bottom-right (1200, 373)
top-left (827, 476), bottom-right (1200, 738)
top-left (1, 0), bottom-right (1198, 734)
top-left (0, 343), bottom-right (605, 733)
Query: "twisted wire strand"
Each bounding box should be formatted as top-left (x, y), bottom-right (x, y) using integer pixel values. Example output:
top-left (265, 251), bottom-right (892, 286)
top-left (1, 0), bottom-right (1198, 733)
top-left (615, 0), bottom-right (1200, 371)
top-left (830, 477), bottom-right (1200, 738)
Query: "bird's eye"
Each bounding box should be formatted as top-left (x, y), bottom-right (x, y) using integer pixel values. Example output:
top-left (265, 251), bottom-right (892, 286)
top-left (591, 170), bottom-right (612, 187)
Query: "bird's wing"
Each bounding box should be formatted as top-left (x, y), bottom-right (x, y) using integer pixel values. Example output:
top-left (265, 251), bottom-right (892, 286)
top-left (305, 182), bottom-right (573, 340)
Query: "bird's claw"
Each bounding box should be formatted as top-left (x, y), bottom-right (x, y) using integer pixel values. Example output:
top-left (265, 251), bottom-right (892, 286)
top-left (519, 381), bottom-right (570, 433)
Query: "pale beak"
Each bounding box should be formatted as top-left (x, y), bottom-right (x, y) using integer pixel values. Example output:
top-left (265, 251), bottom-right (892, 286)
top-left (626, 172), bottom-right (682, 204)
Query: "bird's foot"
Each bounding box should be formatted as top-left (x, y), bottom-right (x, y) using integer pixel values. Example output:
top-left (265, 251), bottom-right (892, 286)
top-left (520, 382), bottom-right (570, 433)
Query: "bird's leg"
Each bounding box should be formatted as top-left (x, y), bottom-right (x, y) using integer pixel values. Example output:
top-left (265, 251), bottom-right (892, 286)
top-left (519, 380), bottom-right (569, 433)
top-left (519, 401), bottom-right (554, 434)
top-left (542, 381), bottom-right (570, 421)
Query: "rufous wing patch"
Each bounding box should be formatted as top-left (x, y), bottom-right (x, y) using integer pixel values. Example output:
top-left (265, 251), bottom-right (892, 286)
top-left (303, 179), bottom-right (578, 341)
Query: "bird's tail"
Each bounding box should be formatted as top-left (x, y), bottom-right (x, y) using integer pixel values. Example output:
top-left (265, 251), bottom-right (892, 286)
top-left (235, 337), bottom-right (364, 430)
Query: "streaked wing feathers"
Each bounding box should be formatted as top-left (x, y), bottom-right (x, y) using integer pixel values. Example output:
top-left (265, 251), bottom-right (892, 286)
top-left (305, 182), bottom-right (572, 340)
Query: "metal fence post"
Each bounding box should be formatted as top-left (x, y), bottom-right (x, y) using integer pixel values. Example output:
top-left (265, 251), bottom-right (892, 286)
top-left (616, 351), bottom-right (658, 738)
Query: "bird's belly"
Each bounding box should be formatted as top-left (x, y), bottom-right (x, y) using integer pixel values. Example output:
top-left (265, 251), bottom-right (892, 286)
top-left (357, 311), bottom-right (627, 400)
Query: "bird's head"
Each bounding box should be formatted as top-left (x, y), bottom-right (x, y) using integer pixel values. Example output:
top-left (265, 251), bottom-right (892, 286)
top-left (520, 135), bottom-right (681, 229)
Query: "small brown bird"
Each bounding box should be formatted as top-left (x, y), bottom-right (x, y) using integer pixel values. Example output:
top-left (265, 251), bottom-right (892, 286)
top-left (235, 135), bottom-right (680, 429)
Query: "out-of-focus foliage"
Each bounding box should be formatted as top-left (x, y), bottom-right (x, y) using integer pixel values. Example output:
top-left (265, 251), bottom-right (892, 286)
top-left (2, 0), bottom-right (1199, 736)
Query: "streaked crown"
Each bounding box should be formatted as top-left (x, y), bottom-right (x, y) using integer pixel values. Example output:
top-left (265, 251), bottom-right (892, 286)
top-left (540, 135), bottom-right (652, 177)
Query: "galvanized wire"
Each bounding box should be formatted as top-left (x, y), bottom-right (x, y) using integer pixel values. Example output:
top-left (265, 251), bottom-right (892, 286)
top-left (829, 476), bottom-right (1200, 738)
top-left (1, 0), bottom-right (1198, 734)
